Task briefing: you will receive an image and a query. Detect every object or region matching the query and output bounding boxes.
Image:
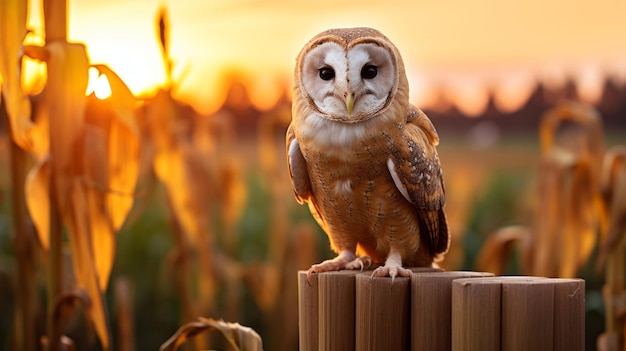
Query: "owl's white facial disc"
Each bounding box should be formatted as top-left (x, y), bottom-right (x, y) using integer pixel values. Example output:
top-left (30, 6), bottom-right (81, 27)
top-left (301, 41), bottom-right (396, 123)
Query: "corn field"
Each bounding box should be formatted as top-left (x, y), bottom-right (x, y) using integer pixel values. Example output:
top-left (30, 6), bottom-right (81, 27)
top-left (1, 1), bottom-right (625, 350)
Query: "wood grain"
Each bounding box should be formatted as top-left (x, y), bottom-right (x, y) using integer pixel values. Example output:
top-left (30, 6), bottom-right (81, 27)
top-left (318, 271), bottom-right (359, 351)
top-left (411, 271), bottom-right (493, 351)
top-left (356, 273), bottom-right (411, 351)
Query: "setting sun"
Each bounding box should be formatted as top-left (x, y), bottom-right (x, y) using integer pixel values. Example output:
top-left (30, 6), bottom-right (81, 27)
top-left (86, 66), bottom-right (112, 99)
top-left (61, 0), bottom-right (626, 116)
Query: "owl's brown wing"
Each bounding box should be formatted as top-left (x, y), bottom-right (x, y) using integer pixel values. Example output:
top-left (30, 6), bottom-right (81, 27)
top-left (286, 123), bottom-right (312, 204)
top-left (387, 107), bottom-right (449, 255)
top-left (286, 123), bottom-right (328, 230)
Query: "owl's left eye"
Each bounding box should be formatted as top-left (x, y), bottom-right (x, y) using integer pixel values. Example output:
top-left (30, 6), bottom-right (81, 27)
top-left (319, 67), bottom-right (335, 81)
top-left (361, 65), bottom-right (378, 79)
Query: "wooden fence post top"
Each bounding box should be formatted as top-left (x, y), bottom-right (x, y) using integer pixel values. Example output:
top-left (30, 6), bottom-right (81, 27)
top-left (452, 275), bottom-right (548, 287)
top-left (299, 271), bottom-right (586, 351)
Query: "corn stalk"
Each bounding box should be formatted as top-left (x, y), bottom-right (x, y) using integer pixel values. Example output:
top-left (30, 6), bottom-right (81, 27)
top-left (0, 1), bottom-right (39, 350)
top-left (597, 146), bottom-right (626, 351)
top-left (523, 101), bottom-right (604, 277)
top-left (2, 1), bottom-right (140, 349)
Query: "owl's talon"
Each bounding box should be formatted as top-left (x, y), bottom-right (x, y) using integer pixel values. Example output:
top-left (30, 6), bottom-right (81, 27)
top-left (360, 260), bottom-right (369, 271)
top-left (390, 270), bottom-right (397, 282)
top-left (344, 256), bottom-right (372, 271)
top-left (371, 259), bottom-right (412, 280)
top-left (307, 251), bottom-right (375, 278)
top-left (371, 266), bottom-right (386, 278)
top-left (306, 268), bottom-right (315, 285)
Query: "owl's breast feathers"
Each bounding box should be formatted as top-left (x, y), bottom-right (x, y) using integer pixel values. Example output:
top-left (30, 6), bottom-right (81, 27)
top-left (287, 107), bottom-right (449, 260)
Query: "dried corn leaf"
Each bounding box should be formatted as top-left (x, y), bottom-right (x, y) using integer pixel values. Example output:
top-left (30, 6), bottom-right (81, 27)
top-left (219, 158), bottom-right (247, 228)
top-left (36, 41), bottom-right (111, 349)
top-left (91, 64), bottom-right (137, 134)
top-left (80, 70), bottom-right (139, 290)
top-left (91, 64), bottom-right (139, 230)
top-left (145, 91), bottom-right (218, 316)
top-left (41, 335), bottom-right (76, 351)
top-left (0, 0), bottom-right (35, 149)
top-left (24, 42), bottom-right (85, 249)
top-left (563, 156), bottom-right (596, 277)
top-left (530, 101), bottom-right (604, 277)
top-left (529, 156), bottom-right (567, 276)
top-left (153, 147), bottom-right (211, 244)
top-left (597, 147), bottom-right (626, 268)
top-left (147, 91), bottom-right (215, 246)
top-left (539, 101), bottom-right (604, 165)
top-left (25, 157), bottom-right (51, 249)
top-left (532, 148), bottom-right (597, 277)
top-left (65, 181), bottom-right (111, 350)
top-left (159, 317), bottom-right (263, 351)
top-left (30, 99), bottom-right (51, 160)
top-left (44, 41), bottom-right (88, 212)
top-left (476, 225), bottom-right (527, 276)
top-left (598, 147), bottom-right (626, 343)
top-left (52, 288), bottom-right (91, 335)
top-left (106, 118), bottom-right (139, 230)
top-left (82, 123), bottom-right (115, 290)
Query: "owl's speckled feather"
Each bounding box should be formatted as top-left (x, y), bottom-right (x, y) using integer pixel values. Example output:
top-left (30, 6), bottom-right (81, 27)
top-left (287, 27), bottom-right (449, 278)
top-left (310, 27), bottom-right (387, 46)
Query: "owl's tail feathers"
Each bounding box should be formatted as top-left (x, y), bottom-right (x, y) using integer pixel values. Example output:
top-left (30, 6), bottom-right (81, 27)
top-left (432, 208), bottom-right (450, 262)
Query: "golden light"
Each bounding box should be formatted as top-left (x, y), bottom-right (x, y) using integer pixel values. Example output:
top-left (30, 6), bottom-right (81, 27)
top-left (69, 2), bottom-right (166, 100)
top-left (575, 64), bottom-right (604, 104)
top-left (493, 69), bottom-right (537, 113)
top-left (86, 66), bottom-right (112, 99)
top-left (63, 0), bottom-right (626, 116)
top-left (443, 76), bottom-right (490, 117)
top-left (21, 24), bottom-right (46, 95)
top-left (21, 58), bottom-right (47, 95)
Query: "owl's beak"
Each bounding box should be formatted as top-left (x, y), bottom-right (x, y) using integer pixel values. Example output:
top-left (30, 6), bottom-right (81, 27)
top-left (345, 92), bottom-right (355, 114)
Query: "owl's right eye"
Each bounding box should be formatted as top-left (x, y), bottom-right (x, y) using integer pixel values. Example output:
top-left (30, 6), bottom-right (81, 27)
top-left (319, 67), bottom-right (335, 81)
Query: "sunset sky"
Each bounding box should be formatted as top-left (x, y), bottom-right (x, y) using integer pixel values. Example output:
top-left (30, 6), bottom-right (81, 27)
top-left (38, 0), bottom-right (626, 115)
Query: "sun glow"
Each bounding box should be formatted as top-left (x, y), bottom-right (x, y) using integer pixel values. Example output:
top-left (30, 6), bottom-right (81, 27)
top-left (21, 58), bottom-right (47, 95)
top-left (86, 67), bottom-right (112, 99)
top-left (61, 0), bottom-right (626, 116)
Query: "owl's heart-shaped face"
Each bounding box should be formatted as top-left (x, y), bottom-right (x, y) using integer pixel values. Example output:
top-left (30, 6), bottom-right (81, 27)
top-left (300, 41), bottom-right (397, 122)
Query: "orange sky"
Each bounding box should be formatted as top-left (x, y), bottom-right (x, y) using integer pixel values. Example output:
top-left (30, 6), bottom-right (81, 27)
top-left (47, 0), bottom-right (626, 115)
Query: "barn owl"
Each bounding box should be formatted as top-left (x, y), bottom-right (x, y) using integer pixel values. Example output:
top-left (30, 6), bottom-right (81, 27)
top-left (287, 27), bottom-right (449, 279)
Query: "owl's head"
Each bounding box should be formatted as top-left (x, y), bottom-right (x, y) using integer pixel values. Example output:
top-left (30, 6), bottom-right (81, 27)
top-left (294, 27), bottom-right (408, 123)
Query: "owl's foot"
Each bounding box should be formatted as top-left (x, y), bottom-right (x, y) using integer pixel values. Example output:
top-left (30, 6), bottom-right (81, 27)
top-left (371, 248), bottom-right (412, 281)
top-left (371, 264), bottom-right (412, 280)
top-left (307, 250), bottom-right (371, 282)
top-left (344, 256), bottom-right (372, 271)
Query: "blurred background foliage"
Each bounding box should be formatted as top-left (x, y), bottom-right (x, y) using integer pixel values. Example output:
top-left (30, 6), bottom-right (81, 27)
top-left (1, 1), bottom-right (626, 350)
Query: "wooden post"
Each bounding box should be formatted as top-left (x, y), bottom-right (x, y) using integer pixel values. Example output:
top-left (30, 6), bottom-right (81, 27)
top-left (410, 267), bottom-right (445, 273)
top-left (355, 273), bottom-right (411, 351)
top-left (451, 277), bottom-right (503, 351)
top-left (299, 271), bottom-right (585, 351)
top-left (411, 271), bottom-right (493, 351)
top-left (502, 278), bottom-right (555, 351)
top-left (552, 278), bottom-right (585, 351)
top-left (318, 271), bottom-right (358, 351)
top-left (298, 271), bottom-right (318, 351)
